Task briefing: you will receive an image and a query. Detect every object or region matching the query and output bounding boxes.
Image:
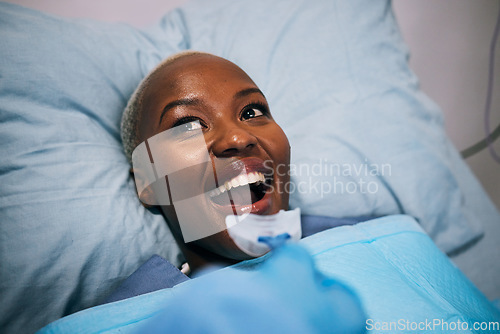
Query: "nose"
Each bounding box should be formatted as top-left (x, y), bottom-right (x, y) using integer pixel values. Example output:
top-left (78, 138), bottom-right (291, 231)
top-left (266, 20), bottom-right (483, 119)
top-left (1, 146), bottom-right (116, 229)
top-left (210, 124), bottom-right (258, 157)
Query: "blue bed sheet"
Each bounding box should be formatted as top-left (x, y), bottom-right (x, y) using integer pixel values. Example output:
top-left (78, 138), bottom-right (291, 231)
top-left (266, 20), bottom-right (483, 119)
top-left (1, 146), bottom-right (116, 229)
top-left (38, 215), bottom-right (500, 333)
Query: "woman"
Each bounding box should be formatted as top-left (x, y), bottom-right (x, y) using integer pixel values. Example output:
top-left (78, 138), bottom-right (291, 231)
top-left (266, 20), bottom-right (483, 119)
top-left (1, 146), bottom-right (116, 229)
top-left (121, 51), bottom-right (293, 274)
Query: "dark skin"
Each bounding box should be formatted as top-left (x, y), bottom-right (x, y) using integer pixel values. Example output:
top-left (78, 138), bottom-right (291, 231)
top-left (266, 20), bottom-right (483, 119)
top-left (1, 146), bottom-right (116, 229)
top-left (135, 53), bottom-right (291, 273)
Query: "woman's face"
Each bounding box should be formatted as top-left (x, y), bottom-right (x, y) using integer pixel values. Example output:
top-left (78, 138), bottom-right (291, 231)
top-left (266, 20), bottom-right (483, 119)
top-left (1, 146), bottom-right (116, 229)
top-left (137, 54), bottom-right (290, 263)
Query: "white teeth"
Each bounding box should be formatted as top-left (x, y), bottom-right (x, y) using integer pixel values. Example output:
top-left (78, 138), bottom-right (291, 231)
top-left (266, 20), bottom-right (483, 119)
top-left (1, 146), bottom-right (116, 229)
top-left (209, 172), bottom-right (268, 198)
top-left (248, 172), bottom-right (258, 184)
top-left (231, 178), bottom-right (239, 188)
top-left (237, 174), bottom-right (248, 186)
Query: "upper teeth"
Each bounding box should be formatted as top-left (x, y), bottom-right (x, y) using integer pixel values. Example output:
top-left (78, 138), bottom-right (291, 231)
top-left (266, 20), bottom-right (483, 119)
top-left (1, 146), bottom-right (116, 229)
top-left (209, 172), bottom-right (266, 198)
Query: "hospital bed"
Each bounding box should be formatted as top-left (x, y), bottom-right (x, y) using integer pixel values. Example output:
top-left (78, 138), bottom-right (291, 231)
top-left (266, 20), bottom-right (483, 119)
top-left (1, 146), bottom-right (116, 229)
top-left (0, 0), bottom-right (499, 332)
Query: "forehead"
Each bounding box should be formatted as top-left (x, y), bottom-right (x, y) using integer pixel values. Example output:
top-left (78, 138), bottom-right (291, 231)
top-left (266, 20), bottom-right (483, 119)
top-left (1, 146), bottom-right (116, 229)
top-left (145, 54), bottom-right (256, 98)
top-left (137, 54), bottom-right (261, 138)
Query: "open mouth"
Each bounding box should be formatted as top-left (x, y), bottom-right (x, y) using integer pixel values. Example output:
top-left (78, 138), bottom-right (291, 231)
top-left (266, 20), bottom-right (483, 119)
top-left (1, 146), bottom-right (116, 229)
top-left (208, 171), bottom-right (272, 207)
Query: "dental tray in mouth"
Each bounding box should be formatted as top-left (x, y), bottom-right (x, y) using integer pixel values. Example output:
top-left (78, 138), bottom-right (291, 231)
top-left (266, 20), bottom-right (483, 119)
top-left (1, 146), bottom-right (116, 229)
top-left (225, 208), bottom-right (302, 257)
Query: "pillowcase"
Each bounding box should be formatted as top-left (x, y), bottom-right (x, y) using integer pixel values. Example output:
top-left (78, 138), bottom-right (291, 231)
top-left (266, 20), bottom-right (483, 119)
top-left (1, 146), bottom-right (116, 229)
top-left (0, 3), bottom-right (187, 333)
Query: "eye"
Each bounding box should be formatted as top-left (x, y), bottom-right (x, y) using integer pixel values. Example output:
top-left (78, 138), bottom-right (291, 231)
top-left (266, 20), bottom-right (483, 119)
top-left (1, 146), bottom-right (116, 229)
top-left (176, 120), bottom-right (203, 132)
top-left (170, 118), bottom-right (204, 138)
top-left (241, 105), bottom-right (266, 120)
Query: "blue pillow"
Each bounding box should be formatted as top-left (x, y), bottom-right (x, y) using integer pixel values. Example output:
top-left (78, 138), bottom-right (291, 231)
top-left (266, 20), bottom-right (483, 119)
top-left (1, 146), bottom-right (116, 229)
top-left (0, 3), bottom-right (186, 333)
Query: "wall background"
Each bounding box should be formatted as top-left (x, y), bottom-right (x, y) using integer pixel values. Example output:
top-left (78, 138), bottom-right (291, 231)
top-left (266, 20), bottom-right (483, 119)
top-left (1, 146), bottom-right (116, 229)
top-left (5, 0), bottom-right (500, 210)
top-left (3, 0), bottom-right (187, 27)
top-left (393, 0), bottom-right (500, 211)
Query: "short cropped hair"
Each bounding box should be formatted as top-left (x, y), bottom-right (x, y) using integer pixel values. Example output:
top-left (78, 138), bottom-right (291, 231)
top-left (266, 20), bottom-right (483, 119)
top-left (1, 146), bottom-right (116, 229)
top-left (120, 50), bottom-right (208, 163)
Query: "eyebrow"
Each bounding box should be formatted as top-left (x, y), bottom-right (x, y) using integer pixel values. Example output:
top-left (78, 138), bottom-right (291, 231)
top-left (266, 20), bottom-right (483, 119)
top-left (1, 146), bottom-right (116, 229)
top-left (158, 87), bottom-right (266, 126)
top-left (234, 87), bottom-right (266, 100)
top-left (159, 97), bottom-right (203, 125)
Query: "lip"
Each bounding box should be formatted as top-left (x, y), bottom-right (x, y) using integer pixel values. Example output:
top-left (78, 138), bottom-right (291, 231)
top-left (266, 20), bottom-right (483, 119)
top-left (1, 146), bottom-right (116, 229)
top-left (205, 157), bottom-right (274, 216)
top-left (208, 188), bottom-right (273, 217)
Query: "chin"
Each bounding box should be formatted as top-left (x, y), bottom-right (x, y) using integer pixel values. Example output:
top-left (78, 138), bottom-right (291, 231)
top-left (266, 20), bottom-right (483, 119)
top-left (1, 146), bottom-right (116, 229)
top-left (193, 229), bottom-right (255, 261)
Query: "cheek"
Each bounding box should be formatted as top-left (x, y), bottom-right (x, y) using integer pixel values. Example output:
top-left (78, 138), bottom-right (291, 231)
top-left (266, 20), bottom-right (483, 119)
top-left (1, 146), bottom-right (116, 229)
top-left (258, 125), bottom-right (290, 181)
top-left (150, 137), bottom-right (209, 176)
top-left (151, 139), bottom-right (211, 199)
top-left (261, 124), bottom-right (291, 207)
top-left (266, 125), bottom-right (291, 166)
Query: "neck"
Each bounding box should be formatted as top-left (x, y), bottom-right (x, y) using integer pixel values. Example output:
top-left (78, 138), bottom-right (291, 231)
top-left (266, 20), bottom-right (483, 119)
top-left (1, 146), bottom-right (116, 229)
top-left (179, 242), bottom-right (239, 275)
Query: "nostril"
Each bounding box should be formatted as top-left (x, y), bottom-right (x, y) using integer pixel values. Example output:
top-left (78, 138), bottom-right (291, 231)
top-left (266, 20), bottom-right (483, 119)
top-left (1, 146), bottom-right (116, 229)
top-left (222, 147), bottom-right (239, 155)
top-left (229, 143), bottom-right (255, 153)
top-left (211, 127), bottom-right (258, 157)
